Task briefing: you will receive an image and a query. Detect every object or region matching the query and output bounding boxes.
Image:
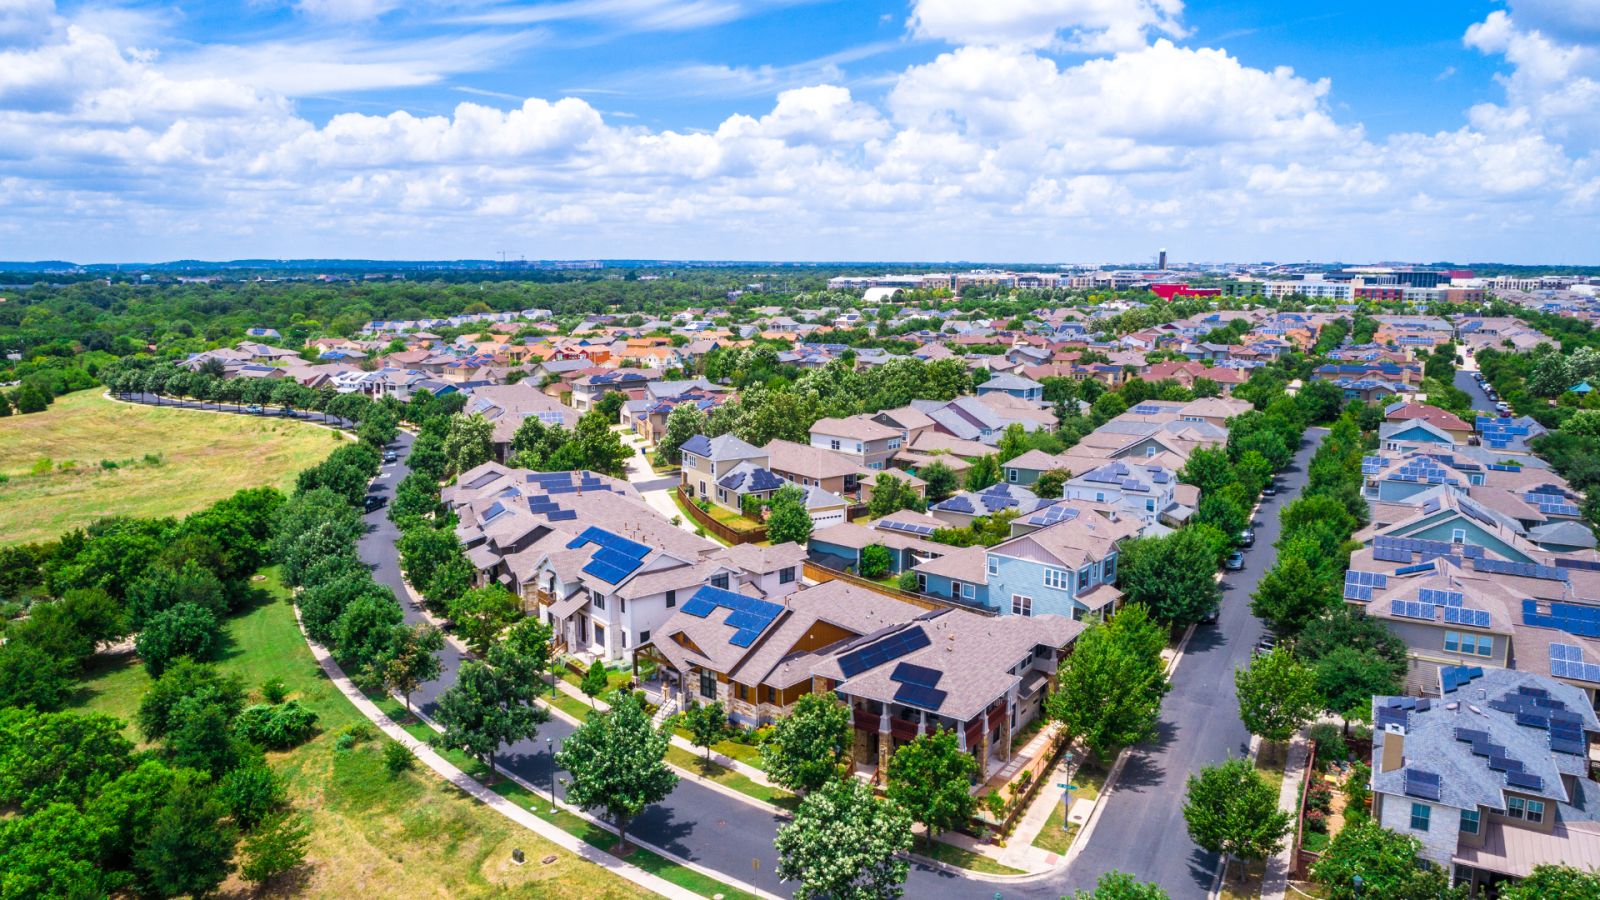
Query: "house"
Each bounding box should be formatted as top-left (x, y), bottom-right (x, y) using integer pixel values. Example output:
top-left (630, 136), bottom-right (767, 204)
top-left (977, 372), bottom-right (1044, 403)
top-left (712, 461), bottom-right (788, 514)
top-left (929, 483), bottom-right (1046, 529)
top-left (571, 370), bottom-right (652, 412)
top-left (809, 416), bottom-right (904, 471)
top-left (1368, 669), bottom-right (1600, 893)
top-left (680, 434), bottom-right (767, 502)
top-left (1386, 402), bottom-right (1473, 444)
top-left (1064, 460), bottom-right (1195, 528)
top-left (1379, 420), bottom-right (1460, 452)
top-left (979, 511), bottom-right (1140, 619)
top-left (462, 384), bottom-right (582, 461)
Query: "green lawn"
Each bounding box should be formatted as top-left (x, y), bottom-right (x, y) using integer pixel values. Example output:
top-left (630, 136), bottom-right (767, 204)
top-left (1031, 760), bottom-right (1106, 856)
top-left (664, 745), bottom-right (797, 812)
top-left (0, 391), bottom-right (338, 545)
top-left (69, 569), bottom-right (660, 899)
top-left (917, 839), bottom-right (1026, 876)
top-left (671, 726), bottom-right (768, 769)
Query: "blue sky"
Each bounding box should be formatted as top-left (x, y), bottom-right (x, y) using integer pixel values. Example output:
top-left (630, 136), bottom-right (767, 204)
top-left (3, 1), bottom-right (1599, 263)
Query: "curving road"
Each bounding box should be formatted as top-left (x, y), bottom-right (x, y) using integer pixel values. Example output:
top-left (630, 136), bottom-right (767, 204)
top-left (117, 390), bottom-right (1324, 900)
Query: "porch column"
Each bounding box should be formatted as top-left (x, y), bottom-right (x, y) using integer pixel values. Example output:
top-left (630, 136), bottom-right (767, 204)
top-left (978, 728), bottom-right (991, 781)
top-left (878, 709), bottom-right (892, 782)
top-left (918, 711), bottom-right (927, 737)
top-left (1002, 696), bottom-right (1015, 761)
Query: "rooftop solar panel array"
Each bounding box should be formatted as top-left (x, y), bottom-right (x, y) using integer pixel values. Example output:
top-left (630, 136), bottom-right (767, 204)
top-left (1393, 562), bottom-right (1437, 576)
top-left (1474, 558), bottom-right (1570, 581)
top-left (1441, 665), bottom-right (1485, 693)
top-left (1506, 771), bottom-right (1545, 791)
top-left (838, 626), bottom-right (931, 679)
top-left (1404, 768), bottom-right (1441, 802)
top-left (1028, 504), bottom-right (1081, 527)
top-left (1549, 642), bottom-right (1600, 682)
top-left (678, 585), bottom-right (785, 648)
top-left (1419, 588), bottom-right (1463, 607)
top-left (1443, 606), bottom-right (1492, 628)
top-left (878, 519), bottom-right (936, 536)
top-left (1391, 599), bottom-right (1438, 621)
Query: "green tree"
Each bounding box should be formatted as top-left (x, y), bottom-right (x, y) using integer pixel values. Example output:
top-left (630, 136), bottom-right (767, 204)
top-left (0, 709), bottom-right (132, 810)
top-left (332, 592), bottom-right (403, 672)
top-left (0, 803), bottom-right (108, 900)
top-left (131, 776), bottom-right (238, 899)
top-left (683, 700), bottom-right (727, 760)
top-left (1298, 606), bottom-right (1408, 674)
top-left (447, 585), bottom-right (521, 656)
top-left (1033, 467), bottom-right (1070, 500)
top-left (0, 642), bottom-right (76, 712)
top-left (767, 486), bottom-right (815, 545)
top-left (867, 473), bottom-right (922, 518)
top-left (442, 412), bottom-right (494, 475)
top-left (886, 728), bottom-right (978, 848)
top-left (965, 454), bottom-right (1000, 490)
top-left (657, 402), bottom-right (707, 465)
top-left (397, 526), bottom-right (461, 593)
top-left (761, 692), bottom-right (853, 794)
top-left (580, 659), bottom-right (610, 707)
top-left (1047, 604), bottom-right (1169, 761)
top-left (996, 423), bottom-right (1030, 463)
top-left (919, 460), bottom-right (959, 502)
top-left (432, 659), bottom-right (547, 775)
top-left (1072, 871), bottom-right (1171, 899)
top-left (1311, 820), bottom-right (1459, 900)
top-left (1313, 647), bottom-right (1402, 722)
top-left (135, 602), bottom-right (223, 676)
top-left (1117, 527), bottom-right (1225, 626)
top-left (1499, 865), bottom-right (1600, 900)
top-left (859, 543), bottom-right (892, 579)
top-left (1235, 647), bottom-right (1322, 742)
top-left (1251, 554), bottom-right (1337, 636)
top-left (376, 623), bottom-right (445, 716)
top-left (217, 760), bottom-right (288, 830)
top-left (775, 777), bottom-right (913, 900)
top-left (554, 693), bottom-right (677, 852)
top-left (239, 812), bottom-right (311, 888)
top-left (137, 658), bottom-right (246, 742)
top-left (1183, 757), bottom-right (1291, 882)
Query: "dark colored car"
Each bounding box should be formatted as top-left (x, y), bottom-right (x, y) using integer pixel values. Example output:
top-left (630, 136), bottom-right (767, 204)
top-left (1200, 606), bottom-right (1220, 625)
top-left (1225, 551), bottom-right (1245, 571)
top-left (1239, 529), bottom-right (1256, 547)
top-left (1261, 484), bottom-right (1279, 497)
top-left (363, 495), bottom-right (386, 512)
top-left (383, 450), bottom-right (398, 463)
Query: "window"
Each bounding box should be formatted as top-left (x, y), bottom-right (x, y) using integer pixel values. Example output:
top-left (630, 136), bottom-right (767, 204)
top-left (1145, 498), bottom-right (1156, 512)
top-left (1043, 568), bottom-right (1070, 590)
top-left (961, 583), bottom-right (976, 600)
top-left (1104, 555), bottom-right (1117, 582)
top-left (1526, 799), bottom-right (1545, 824)
top-left (592, 591), bottom-right (606, 611)
top-left (779, 567), bottom-right (796, 584)
top-left (888, 438), bottom-right (901, 450)
top-left (1459, 809), bottom-right (1480, 835)
top-left (1508, 797), bottom-right (1525, 818)
top-left (593, 623), bottom-right (606, 646)
top-left (1410, 802), bottom-right (1431, 831)
top-left (1078, 565), bottom-right (1093, 590)
top-left (1145, 446), bottom-right (1157, 457)
top-left (1452, 528), bottom-right (1467, 543)
top-left (869, 462), bottom-right (883, 470)
top-left (1012, 595), bottom-right (1033, 617)
top-left (1095, 492), bottom-right (1106, 503)
top-left (699, 670), bottom-right (716, 699)
top-left (830, 439), bottom-right (841, 451)
top-left (711, 573), bottom-right (729, 589)
top-left (1008, 468), bottom-right (1018, 483)
top-left (855, 443), bottom-right (863, 453)
top-left (666, 590), bottom-right (676, 608)
top-left (1446, 632), bottom-right (1493, 657)
top-left (988, 556), bottom-right (999, 577)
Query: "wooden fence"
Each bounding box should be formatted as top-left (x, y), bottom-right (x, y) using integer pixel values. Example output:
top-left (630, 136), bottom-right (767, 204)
top-left (675, 486), bottom-right (767, 545)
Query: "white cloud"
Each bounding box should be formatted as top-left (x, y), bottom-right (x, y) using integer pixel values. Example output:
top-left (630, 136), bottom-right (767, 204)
top-left (1, 0), bottom-right (1599, 262)
top-left (908, 0), bottom-right (1185, 52)
top-left (296, 0), bottom-right (404, 22)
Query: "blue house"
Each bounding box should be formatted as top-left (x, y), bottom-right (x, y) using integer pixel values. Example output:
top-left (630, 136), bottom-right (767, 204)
top-left (977, 372), bottom-right (1044, 403)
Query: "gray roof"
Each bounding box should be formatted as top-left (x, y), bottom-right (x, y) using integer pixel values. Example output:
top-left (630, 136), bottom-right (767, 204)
top-left (1528, 520), bottom-right (1599, 549)
top-left (1371, 668), bottom-right (1600, 817)
top-left (680, 433), bottom-right (763, 462)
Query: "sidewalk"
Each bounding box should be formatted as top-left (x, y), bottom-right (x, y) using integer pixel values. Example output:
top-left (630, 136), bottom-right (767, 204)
top-left (1260, 733), bottom-right (1311, 900)
top-left (996, 749), bottom-right (1077, 872)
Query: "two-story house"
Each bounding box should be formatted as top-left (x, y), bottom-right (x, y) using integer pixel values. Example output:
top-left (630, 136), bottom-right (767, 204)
top-left (809, 416), bottom-right (903, 471)
top-left (1063, 460), bottom-right (1194, 528)
top-left (1369, 668), bottom-right (1600, 894)
top-left (976, 372), bottom-right (1045, 403)
top-left (680, 434), bottom-right (767, 501)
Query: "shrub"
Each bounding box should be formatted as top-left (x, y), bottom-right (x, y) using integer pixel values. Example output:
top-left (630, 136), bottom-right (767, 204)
top-left (100, 459), bottom-right (118, 470)
top-left (218, 761), bottom-right (288, 830)
top-left (234, 700), bottom-right (319, 750)
top-left (1305, 808), bottom-right (1328, 834)
top-left (383, 740), bottom-right (414, 776)
top-left (260, 677), bottom-right (288, 704)
top-left (30, 458), bottom-right (52, 476)
top-left (897, 571), bottom-right (919, 592)
top-left (144, 452), bottom-right (164, 466)
top-left (1309, 722), bottom-right (1347, 763)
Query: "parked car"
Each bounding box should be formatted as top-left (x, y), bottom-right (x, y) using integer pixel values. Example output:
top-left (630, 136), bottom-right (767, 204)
top-left (1225, 550), bottom-right (1246, 571)
top-left (1200, 606), bottom-right (1220, 625)
top-left (245, 404), bottom-right (264, 414)
top-left (363, 495), bottom-right (386, 512)
top-left (1261, 483), bottom-right (1279, 498)
top-left (1238, 529), bottom-right (1256, 547)
top-left (1254, 636), bottom-right (1278, 657)
top-left (383, 450), bottom-right (398, 463)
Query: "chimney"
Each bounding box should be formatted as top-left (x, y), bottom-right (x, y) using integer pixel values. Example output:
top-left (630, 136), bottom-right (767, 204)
top-left (1379, 723), bottom-right (1406, 773)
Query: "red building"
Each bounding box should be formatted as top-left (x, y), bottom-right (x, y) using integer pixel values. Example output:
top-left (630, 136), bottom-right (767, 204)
top-left (1149, 284), bottom-right (1222, 301)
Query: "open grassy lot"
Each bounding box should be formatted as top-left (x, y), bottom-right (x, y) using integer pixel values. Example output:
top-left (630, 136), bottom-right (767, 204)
top-left (0, 391), bottom-right (338, 545)
top-left (73, 569), bottom-right (653, 900)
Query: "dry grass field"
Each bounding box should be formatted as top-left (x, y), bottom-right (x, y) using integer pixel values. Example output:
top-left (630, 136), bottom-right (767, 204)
top-left (0, 391), bottom-right (338, 544)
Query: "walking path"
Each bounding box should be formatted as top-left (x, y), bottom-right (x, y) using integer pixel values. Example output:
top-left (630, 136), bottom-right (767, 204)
top-left (1260, 734), bottom-right (1311, 900)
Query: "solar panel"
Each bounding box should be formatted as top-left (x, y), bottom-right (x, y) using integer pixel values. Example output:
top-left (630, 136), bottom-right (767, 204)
top-left (1346, 571), bottom-right (1389, 588)
top-left (680, 597), bottom-right (718, 618)
top-left (583, 560), bottom-right (631, 584)
top-left (1506, 771), bottom-right (1545, 791)
top-left (1391, 599), bottom-right (1438, 621)
top-left (1454, 727), bottom-right (1489, 743)
top-left (879, 520), bottom-right (936, 536)
top-left (1488, 755), bottom-right (1523, 773)
top-left (729, 629), bottom-right (760, 648)
top-left (894, 683), bottom-right (948, 711)
top-left (1374, 546), bottom-right (1412, 563)
top-left (1376, 706), bottom-right (1409, 728)
top-left (548, 509), bottom-right (578, 521)
top-left (1552, 737), bottom-right (1587, 756)
top-left (838, 626), bottom-right (931, 679)
top-left (891, 662), bottom-right (943, 688)
top-left (1419, 588), bottom-right (1463, 606)
top-left (1404, 769), bottom-right (1441, 802)
top-left (1443, 606), bottom-right (1491, 628)
top-left (1345, 585), bottom-right (1373, 602)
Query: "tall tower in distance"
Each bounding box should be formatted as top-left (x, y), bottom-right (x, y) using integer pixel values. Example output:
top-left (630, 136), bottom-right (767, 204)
top-left (1158, 248), bottom-right (1168, 271)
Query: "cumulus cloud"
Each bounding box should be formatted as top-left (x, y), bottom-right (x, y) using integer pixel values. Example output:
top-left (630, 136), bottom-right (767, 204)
top-left (908, 0), bottom-right (1186, 52)
top-left (0, 0), bottom-right (1598, 261)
